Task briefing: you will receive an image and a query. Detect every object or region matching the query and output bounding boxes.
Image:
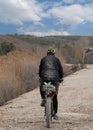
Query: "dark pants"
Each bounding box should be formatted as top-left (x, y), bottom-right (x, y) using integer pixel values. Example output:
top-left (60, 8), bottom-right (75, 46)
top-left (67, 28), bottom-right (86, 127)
top-left (40, 80), bottom-right (59, 114)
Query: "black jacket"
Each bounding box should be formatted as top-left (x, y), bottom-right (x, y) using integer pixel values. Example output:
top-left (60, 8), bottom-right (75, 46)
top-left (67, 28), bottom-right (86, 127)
top-left (39, 54), bottom-right (63, 81)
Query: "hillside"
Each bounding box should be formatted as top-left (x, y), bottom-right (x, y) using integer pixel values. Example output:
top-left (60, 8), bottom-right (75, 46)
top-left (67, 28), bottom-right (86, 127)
top-left (7, 35), bottom-right (93, 46)
top-left (0, 35), bottom-right (93, 49)
top-left (0, 35), bottom-right (33, 51)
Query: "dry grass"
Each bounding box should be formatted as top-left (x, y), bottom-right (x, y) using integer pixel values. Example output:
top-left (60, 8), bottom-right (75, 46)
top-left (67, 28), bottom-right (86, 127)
top-left (0, 50), bottom-right (40, 105)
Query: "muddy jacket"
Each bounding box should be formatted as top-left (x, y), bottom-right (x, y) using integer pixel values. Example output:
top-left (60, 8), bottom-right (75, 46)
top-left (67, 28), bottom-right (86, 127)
top-left (39, 54), bottom-right (63, 81)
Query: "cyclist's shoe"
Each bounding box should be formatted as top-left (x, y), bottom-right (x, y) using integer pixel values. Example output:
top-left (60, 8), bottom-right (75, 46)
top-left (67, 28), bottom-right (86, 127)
top-left (53, 114), bottom-right (59, 120)
top-left (41, 99), bottom-right (45, 107)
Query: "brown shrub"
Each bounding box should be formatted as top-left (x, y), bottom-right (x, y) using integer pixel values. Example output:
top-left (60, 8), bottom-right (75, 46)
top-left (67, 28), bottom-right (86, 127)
top-left (0, 50), bottom-right (39, 105)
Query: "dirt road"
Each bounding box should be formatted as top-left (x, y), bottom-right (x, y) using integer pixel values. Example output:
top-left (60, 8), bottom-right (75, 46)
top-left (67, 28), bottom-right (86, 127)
top-left (0, 65), bottom-right (93, 130)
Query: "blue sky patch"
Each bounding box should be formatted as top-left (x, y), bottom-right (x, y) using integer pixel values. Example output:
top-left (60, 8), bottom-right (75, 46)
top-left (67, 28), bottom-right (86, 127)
top-left (0, 0), bottom-right (93, 36)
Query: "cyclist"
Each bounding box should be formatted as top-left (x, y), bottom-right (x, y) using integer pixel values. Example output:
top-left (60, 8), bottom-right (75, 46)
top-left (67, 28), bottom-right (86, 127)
top-left (39, 48), bottom-right (63, 120)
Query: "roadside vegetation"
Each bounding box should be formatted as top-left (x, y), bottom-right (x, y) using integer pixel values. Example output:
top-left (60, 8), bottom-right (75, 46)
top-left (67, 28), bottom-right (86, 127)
top-left (0, 42), bottom-right (16, 55)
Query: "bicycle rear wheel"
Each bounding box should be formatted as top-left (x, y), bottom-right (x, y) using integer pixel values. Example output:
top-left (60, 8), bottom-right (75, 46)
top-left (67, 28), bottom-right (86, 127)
top-left (45, 97), bottom-right (52, 128)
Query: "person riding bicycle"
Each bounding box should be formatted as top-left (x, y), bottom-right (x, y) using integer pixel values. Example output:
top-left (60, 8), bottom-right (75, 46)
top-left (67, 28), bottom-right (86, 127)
top-left (39, 48), bottom-right (63, 120)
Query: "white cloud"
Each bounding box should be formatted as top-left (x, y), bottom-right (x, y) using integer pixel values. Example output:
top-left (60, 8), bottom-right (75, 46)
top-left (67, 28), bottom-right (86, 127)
top-left (18, 25), bottom-right (70, 36)
top-left (20, 29), bottom-right (70, 36)
top-left (0, 0), bottom-right (93, 27)
top-left (0, 0), bottom-right (44, 25)
top-left (48, 3), bottom-right (93, 26)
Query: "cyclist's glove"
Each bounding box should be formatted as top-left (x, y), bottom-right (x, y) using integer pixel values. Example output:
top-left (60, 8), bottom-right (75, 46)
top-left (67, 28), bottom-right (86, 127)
top-left (59, 78), bottom-right (63, 83)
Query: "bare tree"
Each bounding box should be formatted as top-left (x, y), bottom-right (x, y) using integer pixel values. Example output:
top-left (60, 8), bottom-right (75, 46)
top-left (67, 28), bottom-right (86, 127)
top-left (74, 37), bottom-right (89, 68)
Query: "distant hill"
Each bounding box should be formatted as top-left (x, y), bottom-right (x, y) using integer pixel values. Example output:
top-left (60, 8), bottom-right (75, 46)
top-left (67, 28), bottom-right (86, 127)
top-left (0, 35), bottom-right (33, 51)
top-left (12, 35), bottom-right (93, 46)
top-left (0, 35), bottom-right (93, 49)
top-left (0, 34), bottom-right (93, 64)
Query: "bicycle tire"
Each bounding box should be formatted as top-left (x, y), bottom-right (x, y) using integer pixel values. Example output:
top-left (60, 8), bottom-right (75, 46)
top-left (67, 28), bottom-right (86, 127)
top-left (46, 97), bottom-right (52, 128)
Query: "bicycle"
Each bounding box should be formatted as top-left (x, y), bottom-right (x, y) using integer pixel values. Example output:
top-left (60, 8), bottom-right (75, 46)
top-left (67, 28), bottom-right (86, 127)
top-left (42, 82), bottom-right (56, 128)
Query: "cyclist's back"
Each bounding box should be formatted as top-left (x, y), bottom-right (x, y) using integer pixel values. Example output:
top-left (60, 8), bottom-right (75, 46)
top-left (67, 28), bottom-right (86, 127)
top-left (39, 54), bottom-right (61, 81)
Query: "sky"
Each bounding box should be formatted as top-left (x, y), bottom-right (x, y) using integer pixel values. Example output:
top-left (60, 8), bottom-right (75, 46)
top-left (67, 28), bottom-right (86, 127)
top-left (0, 0), bottom-right (93, 36)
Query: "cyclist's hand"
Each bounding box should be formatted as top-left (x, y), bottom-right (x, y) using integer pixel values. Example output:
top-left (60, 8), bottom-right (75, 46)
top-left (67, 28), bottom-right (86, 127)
top-left (59, 78), bottom-right (63, 83)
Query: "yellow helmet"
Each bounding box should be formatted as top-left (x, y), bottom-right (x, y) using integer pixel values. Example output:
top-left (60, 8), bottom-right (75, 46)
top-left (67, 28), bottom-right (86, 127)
top-left (47, 48), bottom-right (56, 54)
